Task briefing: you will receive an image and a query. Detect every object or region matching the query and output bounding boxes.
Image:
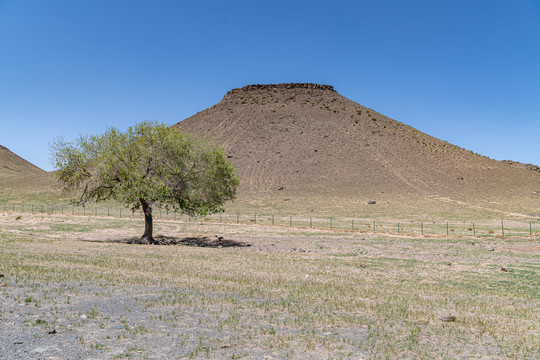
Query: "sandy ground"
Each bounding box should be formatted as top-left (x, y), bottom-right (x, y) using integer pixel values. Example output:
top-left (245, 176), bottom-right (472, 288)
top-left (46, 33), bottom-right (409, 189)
top-left (1, 212), bottom-right (539, 359)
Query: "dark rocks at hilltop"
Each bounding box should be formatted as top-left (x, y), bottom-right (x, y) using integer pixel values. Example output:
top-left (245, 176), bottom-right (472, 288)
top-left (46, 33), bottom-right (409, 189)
top-left (227, 83), bottom-right (335, 95)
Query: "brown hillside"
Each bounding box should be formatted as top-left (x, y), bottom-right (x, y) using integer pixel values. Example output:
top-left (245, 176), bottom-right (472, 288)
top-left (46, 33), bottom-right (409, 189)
top-left (0, 145), bottom-right (45, 179)
top-left (173, 83), bottom-right (540, 218)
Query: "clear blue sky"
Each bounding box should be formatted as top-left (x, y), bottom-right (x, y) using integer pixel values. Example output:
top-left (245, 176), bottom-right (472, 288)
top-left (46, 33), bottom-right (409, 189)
top-left (1, 0), bottom-right (539, 171)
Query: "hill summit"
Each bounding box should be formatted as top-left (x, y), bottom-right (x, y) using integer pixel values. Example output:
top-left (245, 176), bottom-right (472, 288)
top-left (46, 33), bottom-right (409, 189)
top-left (174, 83), bottom-right (539, 217)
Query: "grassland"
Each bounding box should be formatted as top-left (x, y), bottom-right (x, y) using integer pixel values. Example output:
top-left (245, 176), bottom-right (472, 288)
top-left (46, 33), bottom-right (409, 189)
top-left (0, 212), bottom-right (538, 359)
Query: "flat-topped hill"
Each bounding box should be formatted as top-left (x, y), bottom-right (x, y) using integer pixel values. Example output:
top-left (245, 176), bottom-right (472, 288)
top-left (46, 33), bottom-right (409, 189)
top-left (173, 83), bottom-right (540, 217)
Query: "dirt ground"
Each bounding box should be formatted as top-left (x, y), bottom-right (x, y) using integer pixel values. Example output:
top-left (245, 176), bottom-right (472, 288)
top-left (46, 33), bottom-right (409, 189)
top-left (1, 212), bottom-right (539, 359)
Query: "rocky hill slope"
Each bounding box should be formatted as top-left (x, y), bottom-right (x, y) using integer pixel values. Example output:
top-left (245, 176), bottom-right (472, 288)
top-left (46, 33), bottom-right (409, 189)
top-left (0, 145), bottom-right (45, 179)
top-left (174, 83), bottom-right (539, 217)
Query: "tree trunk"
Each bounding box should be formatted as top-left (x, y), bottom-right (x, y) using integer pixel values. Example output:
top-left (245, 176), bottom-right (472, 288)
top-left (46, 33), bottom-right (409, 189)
top-left (139, 198), bottom-right (155, 244)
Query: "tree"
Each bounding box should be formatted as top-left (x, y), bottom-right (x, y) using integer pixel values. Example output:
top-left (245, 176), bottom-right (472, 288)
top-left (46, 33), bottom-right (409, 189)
top-left (51, 121), bottom-right (239, 244)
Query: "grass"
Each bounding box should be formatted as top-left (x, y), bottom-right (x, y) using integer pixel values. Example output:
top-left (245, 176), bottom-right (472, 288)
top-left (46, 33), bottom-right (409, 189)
top-left (0, 213), bottom-right (538, 358)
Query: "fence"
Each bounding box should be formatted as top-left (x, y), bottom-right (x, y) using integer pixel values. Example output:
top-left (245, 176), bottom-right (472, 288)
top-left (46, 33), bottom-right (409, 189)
top-left (1, 203), bottom-right (539, 238)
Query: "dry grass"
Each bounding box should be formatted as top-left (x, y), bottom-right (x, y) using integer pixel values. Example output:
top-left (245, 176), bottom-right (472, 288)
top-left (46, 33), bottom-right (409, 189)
top-left (1, 213), bottom-right (538, 359)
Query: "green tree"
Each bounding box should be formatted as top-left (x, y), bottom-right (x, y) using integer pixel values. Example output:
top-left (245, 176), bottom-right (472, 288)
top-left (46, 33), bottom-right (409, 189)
top-left (51, 121), bottom-right (239, 244)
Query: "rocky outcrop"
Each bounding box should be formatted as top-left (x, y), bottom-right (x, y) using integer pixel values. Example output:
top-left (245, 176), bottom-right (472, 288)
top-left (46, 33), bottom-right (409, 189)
top-left (227, 83), bottom-right (335, 95)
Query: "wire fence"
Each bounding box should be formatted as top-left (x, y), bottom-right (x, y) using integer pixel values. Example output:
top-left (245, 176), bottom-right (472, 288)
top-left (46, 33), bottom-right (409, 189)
top-left (1, 203), bottom-right (539, 238)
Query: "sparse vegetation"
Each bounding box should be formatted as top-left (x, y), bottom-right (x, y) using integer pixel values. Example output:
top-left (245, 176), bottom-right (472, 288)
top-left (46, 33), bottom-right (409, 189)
top-left (0, 214), bottom-right (538, 359)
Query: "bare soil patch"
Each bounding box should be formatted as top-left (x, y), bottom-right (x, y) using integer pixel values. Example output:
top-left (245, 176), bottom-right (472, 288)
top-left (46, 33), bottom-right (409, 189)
top-left (1, 213), bottom-right (539, 359)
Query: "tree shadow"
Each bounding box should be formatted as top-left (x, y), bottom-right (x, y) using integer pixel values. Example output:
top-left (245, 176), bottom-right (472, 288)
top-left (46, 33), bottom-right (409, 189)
top-left (178, 236), bottom-right (252, 248)
top-left (83, 235), bottom-right (251, 247)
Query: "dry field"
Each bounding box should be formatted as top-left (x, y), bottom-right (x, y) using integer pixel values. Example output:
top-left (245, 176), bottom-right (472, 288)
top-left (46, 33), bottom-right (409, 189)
top-left (0, 212), bottom-right (539, 359)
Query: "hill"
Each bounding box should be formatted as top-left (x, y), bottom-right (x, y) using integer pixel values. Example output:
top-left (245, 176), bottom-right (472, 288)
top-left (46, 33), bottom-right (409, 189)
top-left (0, 145), bottom-right (45, 179)
top-left (174, 83), bottom-right (540, 218)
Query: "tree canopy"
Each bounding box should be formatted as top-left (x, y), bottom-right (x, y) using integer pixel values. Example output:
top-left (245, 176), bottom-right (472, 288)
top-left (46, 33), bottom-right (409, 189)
top-left (51, 121), bottom-right (239, 244)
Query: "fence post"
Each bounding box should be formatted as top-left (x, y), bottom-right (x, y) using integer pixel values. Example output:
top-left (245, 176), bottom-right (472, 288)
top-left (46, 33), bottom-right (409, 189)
top-left (473, 222), bottom-right (476, 236)
top-left (352, 219), bottom-right (354, 231)
top-left (330, 217), bottom-right (332, 229)
top-left (272, 214), bottom-right (274, 226)
top-left (421, 222), bottom-right (423, 235)
top-left (373, 220), bottom-right (376, 232)
top-left (446, 222), bottom-right (449, 236)
top-left (398, 222), bottom-right (400, 234)
top-left (310, 216), bottom-right (312, 229)
top-left (530, 221), bottom-right (532, 236)
top-left (254, 213), bottom-right (257, 224)
top-left (219, 213), bottom-right (222, 223)
top-left (290, 216), bottom-right (292, 227)
top-left (236, 213), bottom-right (239, 224)
top-left (501, 220), bottom-right (504, 237)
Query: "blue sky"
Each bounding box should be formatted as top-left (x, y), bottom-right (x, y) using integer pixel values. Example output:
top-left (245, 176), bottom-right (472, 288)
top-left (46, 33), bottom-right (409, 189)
top-left (1, 0), bottom-right (539, 171)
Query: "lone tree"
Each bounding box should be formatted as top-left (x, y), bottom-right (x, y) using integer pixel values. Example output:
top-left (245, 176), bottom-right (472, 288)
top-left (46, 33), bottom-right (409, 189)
top-left (51, 122), bottom-right (239, 244)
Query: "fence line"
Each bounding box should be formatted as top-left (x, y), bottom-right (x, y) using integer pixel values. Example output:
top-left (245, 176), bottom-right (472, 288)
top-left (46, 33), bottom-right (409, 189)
top-left (1, 203), bottom-right (539, 238)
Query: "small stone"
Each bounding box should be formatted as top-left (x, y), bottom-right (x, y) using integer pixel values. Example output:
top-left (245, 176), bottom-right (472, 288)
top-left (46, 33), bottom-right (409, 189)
top-left (367, 201), bottom-right (377, 204)
top-left (277, 187), bottom-right (284, 191)
top-left (14, 341), bottom-right (23, 345)
top-left (439, 315), bottom-right (456, 322)
top-left (471, 241), bottom-right (475, 245)
top-left (47, 329), bottom-right (57, 334)
top-left (0, 283), bottom-right (6, 287)
top-left (80, 315), bottom-right (87, 319)
top-left (488, 248), bottom-right (495, 252)
top-left (501, 266), bottom-right (508, 272)
top-left (0, 274), bottom-right (4, 277)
